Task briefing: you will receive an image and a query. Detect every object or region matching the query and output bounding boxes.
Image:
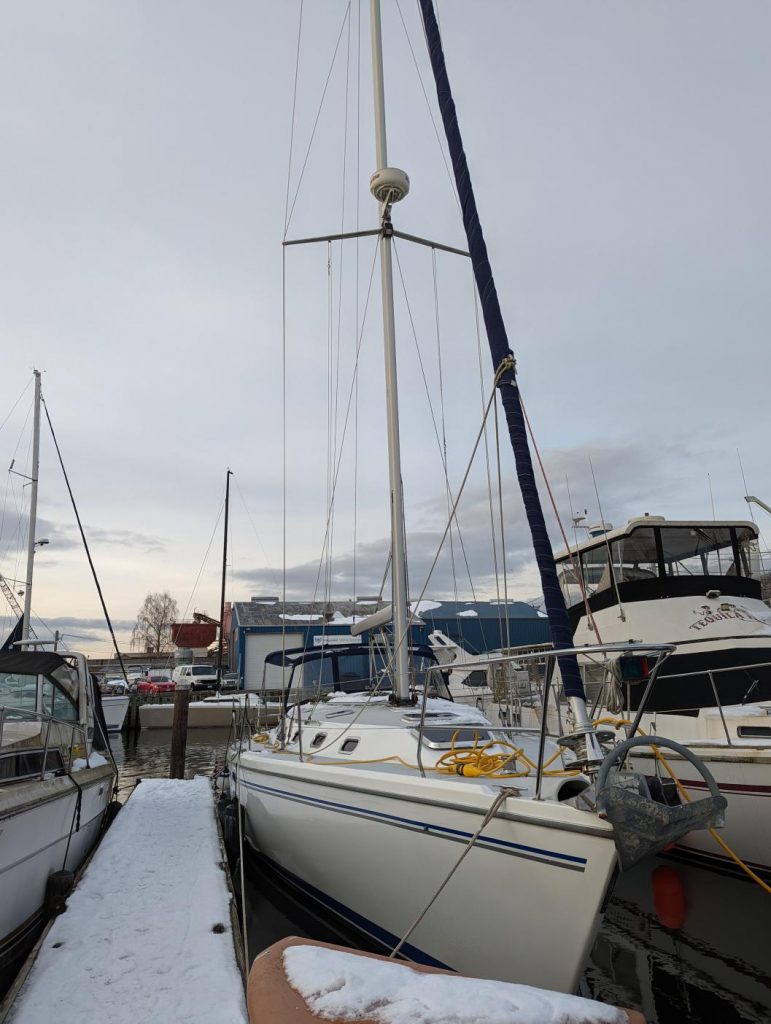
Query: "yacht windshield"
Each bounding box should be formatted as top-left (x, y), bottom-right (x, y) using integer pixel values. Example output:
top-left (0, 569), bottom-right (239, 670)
top-left (291, 647), bottom-right (446, 700)
top-left (0, 672), bottom-right (38, 713)
top-left (560, 524), bottom-right (756, 603)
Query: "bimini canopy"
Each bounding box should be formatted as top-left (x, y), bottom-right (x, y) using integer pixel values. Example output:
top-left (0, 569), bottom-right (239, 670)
top-left (264, 644), bottom-right (437, 669)
top-left (0, 650), bottom-right (80, 705)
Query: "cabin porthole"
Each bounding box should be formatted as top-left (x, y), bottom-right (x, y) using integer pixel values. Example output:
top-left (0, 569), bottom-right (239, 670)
top-left (340, 738), bottom-right (359, 754)
top-left (311, 732), bottom-right (327, 748)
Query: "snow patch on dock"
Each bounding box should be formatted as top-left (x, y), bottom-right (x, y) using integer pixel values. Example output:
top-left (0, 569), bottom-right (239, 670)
top-left (9, 777), bottom-right (247, 1024)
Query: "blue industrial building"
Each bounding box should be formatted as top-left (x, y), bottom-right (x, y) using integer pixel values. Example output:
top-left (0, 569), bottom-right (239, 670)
top-left (230, 598), bottom-right (550, 691)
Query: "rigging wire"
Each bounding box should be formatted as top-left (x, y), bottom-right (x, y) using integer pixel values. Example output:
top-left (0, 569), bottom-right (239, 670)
top-left (404, 362), bottom-right (511, 642)
top-left (283, 0), bottom-right (305, 237)
top-left (234, 477), bottom-right (281, 591)
top-left (326, 239), bottom-right (334, 606)
top-left (519, 395), bottom-right (602, 641)
top-left (432, 248), bottom-right (463, 633)
top-left (589, 456), bottom-right (625, 622)
top-left (393, 0), bottom-right (460, 213)
top-left (738, 448), bottom-right (768, 575)
top-left (164, 494), bottom-right (226, 678)
top-left (392, 241), bottom-right (476, 598)
top-left (0, 397), bottom-right (34, 567)
top-left (304, 237), bottom-right (380, 614)
top-left (284, 2), bottom-right (352, 237)
top-left (282, 246), bottom-right (288, 687)
top-left (325, 7), bottom-right (354, 612)
top-left (0, 376), bottom-right (33, 439)
top-left (352, 0), bottom-right (362, 610)
top-left (492, 394), bottom-right (511, 650)
top-left (42, 399), bottom-right (131, 686)
top-left (471, 270), bottom-right (504, 638)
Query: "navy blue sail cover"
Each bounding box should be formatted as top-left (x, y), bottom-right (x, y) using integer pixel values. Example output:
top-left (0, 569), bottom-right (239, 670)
top-left (417, 0), bottom-right (585, 699)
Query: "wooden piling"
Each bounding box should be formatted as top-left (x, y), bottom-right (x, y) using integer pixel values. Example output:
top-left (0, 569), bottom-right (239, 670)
top-left (169, 685), bottom-right (191, 779)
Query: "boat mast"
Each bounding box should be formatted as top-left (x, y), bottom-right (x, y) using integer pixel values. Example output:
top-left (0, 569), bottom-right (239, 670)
top-left (369, 0), bottom-right (412, 705)
top-left (21, 370), bottom-right (42, 643)
top-left (216, 468), bottom-right (232, 690)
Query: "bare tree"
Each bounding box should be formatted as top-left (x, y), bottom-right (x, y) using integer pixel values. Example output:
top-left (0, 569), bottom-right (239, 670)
top-left (132, 592), bottom-right (178, 653)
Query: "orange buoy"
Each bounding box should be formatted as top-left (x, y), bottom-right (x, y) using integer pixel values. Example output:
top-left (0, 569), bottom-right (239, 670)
top-left (652, 864), bottom-right (686, 930)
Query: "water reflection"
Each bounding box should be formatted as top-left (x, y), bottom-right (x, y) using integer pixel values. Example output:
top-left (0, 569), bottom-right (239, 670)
top-left (588, 858), bottom-right (771, 1023)
top-left (111, 728), bottom-right (230, 798)
top-left (112, 729), bottom-right (771, 1024)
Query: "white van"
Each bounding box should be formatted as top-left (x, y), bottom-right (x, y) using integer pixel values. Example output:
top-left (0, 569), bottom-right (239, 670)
top-left (172, 665), bottom-right (219, 691)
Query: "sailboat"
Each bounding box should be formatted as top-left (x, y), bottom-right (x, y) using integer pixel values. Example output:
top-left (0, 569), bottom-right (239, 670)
top-left (0, 371), bottom-right (117, 988)
top-left (227, 0), bottom-right (719, 993)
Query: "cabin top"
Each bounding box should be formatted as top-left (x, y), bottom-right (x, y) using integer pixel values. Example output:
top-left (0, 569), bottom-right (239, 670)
top-left (554, 517), bottom-right (761, 607)
top-left (555, 516), bottom-right (758, 563)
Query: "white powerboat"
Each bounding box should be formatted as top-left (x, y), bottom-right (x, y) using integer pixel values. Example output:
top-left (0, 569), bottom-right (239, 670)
top-left (140, 693), bottom-right (281, 730)
top-left (426, 630), bottom-right (548, 725)
top-left (0, 649), bottom-right (116, 983)
top-left (100, 694), bottom-right (130, 733)
top-left (551, 515), bottom-right (771, 877)
top-left (0, 371), bottom-right (117, 987)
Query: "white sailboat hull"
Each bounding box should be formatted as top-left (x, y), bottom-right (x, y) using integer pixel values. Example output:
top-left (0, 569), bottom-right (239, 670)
top-left (0, 764), bottom-right (114, 971)
top-left (234, 754), bottom-right (618, 994)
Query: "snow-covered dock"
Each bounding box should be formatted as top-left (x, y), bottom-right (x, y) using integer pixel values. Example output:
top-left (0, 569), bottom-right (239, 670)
top-left (6, 778), bottom-right (247, 1024)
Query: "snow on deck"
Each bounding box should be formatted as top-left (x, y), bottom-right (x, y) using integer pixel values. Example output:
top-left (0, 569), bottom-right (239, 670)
top-left (9, 778), bottom-right (247, 1024)
top-left (283, 945), bottom-right (627, 1024)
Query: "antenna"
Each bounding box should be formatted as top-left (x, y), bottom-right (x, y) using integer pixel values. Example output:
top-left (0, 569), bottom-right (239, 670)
top-left (588, 456), bottom-right (625, 622)
top-left (708, 473), bottom-right (717, 519)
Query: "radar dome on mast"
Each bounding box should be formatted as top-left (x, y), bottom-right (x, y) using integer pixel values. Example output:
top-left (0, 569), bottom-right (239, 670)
top-left (369, 167), bottom-right (409, 204)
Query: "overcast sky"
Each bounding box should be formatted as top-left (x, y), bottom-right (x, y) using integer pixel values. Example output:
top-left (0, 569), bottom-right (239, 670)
top-left (1, 1), bottom-right (769, 656)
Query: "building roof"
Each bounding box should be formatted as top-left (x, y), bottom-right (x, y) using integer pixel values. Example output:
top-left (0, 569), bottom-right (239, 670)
top-left (232, 600), bottom-right (368, 628)
top-left (231, 598), bottom-right (540, 629)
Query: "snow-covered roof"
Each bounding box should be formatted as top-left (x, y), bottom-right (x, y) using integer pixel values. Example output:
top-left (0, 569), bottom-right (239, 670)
top-left (232, 598), bottom-right (541, 628)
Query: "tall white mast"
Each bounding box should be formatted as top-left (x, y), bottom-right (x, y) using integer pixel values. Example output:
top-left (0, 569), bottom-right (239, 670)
top-left (369, 0), bottom-right (412, 704)
top-left (22, 369), bottom-right (42, 643)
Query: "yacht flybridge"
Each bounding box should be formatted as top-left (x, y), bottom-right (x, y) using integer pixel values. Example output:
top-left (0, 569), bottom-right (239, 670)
top-left (553, 515), bottom-right (771, 877)
top-left (556, 516), bottom-right (771, 708)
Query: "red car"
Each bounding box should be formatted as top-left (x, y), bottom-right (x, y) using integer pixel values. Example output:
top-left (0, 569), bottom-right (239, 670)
top-left (136, 673), bottom-right (175, 695)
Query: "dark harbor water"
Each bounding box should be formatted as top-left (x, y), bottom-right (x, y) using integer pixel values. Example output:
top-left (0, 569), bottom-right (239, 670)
top-left (111, 729), bottom-right (771, 1024)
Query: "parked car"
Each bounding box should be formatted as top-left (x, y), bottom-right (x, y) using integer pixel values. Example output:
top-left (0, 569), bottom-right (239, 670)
top-left (146, 673), bottom-right (175, 694)
top-left (172, 665), bottom-right (219, 691)
top-left (220, 672), bottom-right (241, 692)
top-left (126, 669), bottom-right (147, 693)
top-left (136, 673), bottom-right (175, 696)
top-left (100, 677), bottom-right (128, 695)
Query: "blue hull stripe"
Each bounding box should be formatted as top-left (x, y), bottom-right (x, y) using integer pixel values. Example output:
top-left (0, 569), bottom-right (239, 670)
top-left (240, 776), bottom-right (587, 868)
top-left (260, 852), bottom-right (452, 969)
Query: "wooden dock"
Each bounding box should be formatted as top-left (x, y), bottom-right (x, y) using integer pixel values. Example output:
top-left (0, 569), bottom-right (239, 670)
top-left (4, 778), bottom-right (247, 1024)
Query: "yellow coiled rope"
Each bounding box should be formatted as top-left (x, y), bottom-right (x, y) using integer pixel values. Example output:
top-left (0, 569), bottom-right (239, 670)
top-left (267, 729), bottom-right (580, 780)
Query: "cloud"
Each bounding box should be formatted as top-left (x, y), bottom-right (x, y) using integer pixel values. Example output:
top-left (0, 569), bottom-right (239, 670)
top-left (1, 515), bottom-right (166, 556)
top-left (235, 437), bottom-right (693, 602)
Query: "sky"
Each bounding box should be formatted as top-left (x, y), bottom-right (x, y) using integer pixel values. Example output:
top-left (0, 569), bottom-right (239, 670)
top-left (0, 1), bottom-right (769, 657)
